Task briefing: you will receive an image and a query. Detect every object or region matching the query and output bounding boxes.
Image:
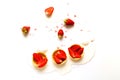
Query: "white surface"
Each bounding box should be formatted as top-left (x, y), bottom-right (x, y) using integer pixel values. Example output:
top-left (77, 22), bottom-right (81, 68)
top-left (0, 0), bottom-right (120, 80)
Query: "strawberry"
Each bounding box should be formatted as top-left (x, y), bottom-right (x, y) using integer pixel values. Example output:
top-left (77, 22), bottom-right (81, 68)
top-left (56, 50), bottom-right (67, 60)
top-left (33, 53), bottom-right (42, 64)
top-left (74, 54), bottom-right (81, 58)
top-left (68, 48), bottom-right (76, 58)
top-left (38, 58), bottom-right (48, 68)
top-left (64, 18), bottom-right (74, 26)
top-left (73, 48), bottom-right (83, 58)
top-left (68, 44), bottom-right (84, 59)
top-left (45, 7), bottom-right (54, 17)
top-left (77, 48), bottom-right (84, 56)
top-left (53, 50), bottom-right (67, 64)
top-left (71, 44), bottom-right (81, 51)
top-left (22, 26), bottom-right (30, 36)
top-left (33, 52), bottom-right (48, 68)
top-left (53, 55), bottom-right (62, 64)
top-left (58, 29), bottom-right (64, 39)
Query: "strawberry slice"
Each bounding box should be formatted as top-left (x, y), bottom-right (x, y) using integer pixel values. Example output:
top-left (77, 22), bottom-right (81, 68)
top-left (77, 48), bottom-right (84, 56)
top-left (45, 7), bottom-right (54, 17)
top-left (33, 52), bottom-right (48, 68)
top-left (38, 58), bottom-right (48, 68)
top-left (22, 26), bottom-right (30, 36)
top-left (68, 44), bottom-right (84, 59)
top-left (64, 18), bottom-right (74, 26)
top-left (56, 50), bottom-right (66, 60)
top-left (33, 53), bottom-right (42, 64)
top-left (53, 49), bottom-right (67, 64)
top-left (71, 44), bottom-right (81, 51)
top-left (74, 54), bottom-right (81, 58)
top-left (58, 29), bottom-right (64, 39)
top-left (53, 55), bottom-right (62, 64)
top-left (68, 48), bottom-right (76, 58)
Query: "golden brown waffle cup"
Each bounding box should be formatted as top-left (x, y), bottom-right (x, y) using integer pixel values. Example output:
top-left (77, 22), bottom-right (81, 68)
top-left (32, 52), bottom-right (47, 69)
top-left (52, 50), bottom-right (67, 65)
top-left (68, 44), bottom-right (84, 61)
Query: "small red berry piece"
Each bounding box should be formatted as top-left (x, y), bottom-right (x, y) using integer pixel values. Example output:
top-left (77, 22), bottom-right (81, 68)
top-left (38, 58), bottom-right (48, 68)
top-left (33, 52), bottom-right (48, 68)
top-left (64, 18), bottom-right (74, 26)
top-left (45, 7), bottom-right (54, 17)
top-left (58, 29), bottom-right (64, 39)
top-left (53, 49), bottom-right (67, 64)
top-left (68, 44), bottom-right (84, 60)
top-left (22, 26), bottom-right (30, 36)
top-left (33, 53), bottom-right (42, 64)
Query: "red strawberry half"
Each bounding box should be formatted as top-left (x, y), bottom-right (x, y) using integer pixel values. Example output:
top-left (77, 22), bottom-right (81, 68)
top-left (64, 18), bottom-right (74, 26)
top-left (45, 6), bottom-right (54, 17)
top-left (53, 49), bottom-right (67, 64)
top-left (68, 44), bottom-right (84, 60)
top-left (33, 52), bottom-right (48, 68)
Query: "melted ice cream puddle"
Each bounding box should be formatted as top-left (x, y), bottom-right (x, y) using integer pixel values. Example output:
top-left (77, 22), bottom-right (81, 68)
top-left (30, 28), bottom-right (95, 74)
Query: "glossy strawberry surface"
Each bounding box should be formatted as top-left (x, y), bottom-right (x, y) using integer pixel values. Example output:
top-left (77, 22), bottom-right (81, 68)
top-left (68, 44), bottom-right (84, 59)
top-left (53, 49), bottom-right (67, 64)
top-left (33, 53), bottom-right (48, 68)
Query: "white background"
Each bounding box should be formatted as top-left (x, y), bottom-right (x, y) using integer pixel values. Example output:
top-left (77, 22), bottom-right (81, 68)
top-left (0, 0), bottom-right (120, 80)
